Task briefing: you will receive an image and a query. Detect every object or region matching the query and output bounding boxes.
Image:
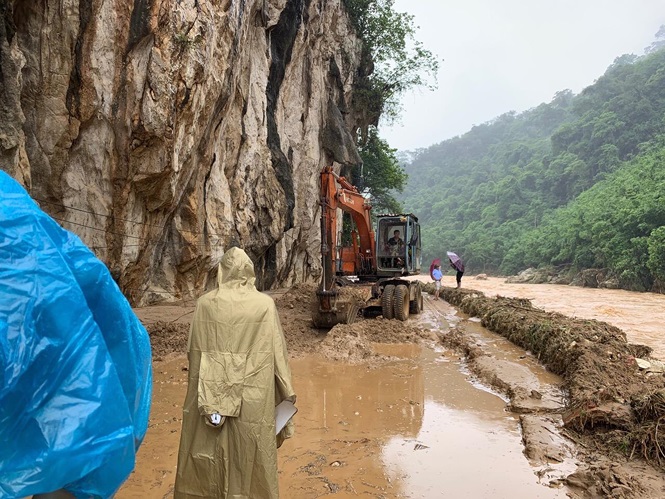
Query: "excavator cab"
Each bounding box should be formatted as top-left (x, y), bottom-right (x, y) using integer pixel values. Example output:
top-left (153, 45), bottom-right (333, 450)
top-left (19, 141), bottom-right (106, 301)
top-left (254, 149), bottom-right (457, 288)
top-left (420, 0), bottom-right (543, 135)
top-left (376, 214), bottom-right (421, 275)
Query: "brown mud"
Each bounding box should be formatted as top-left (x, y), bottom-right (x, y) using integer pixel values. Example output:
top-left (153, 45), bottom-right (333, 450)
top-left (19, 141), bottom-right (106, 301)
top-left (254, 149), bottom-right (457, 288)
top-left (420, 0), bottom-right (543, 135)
top-left (121, 280), bottom-right (665, 498)
top-left (426, 284), bottom-right (665, 458)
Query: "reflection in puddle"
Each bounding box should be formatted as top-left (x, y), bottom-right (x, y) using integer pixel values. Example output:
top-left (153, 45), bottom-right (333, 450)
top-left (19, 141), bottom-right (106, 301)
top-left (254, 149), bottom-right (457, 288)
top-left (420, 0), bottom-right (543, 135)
top-left (284, 342), bottom-right (568, 497)
top-left (381, 348), bottom-right (567, 498)
top-left (290, 348), bottom-right (425, 439)
top-left (281, 352), bottom-right (427, 496)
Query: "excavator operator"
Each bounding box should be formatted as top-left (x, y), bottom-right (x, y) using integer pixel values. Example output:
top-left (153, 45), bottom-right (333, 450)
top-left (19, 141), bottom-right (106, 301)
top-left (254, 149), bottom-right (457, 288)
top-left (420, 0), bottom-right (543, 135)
top-left (387, 230), bottom-right (404, 267)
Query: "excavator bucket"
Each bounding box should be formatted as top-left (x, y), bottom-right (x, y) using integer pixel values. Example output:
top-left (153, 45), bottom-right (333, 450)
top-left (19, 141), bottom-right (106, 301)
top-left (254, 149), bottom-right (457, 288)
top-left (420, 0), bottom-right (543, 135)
top-left (311, 299), bottom-right (360, 328)
top-left (311, 285), bottom-right (370, 329)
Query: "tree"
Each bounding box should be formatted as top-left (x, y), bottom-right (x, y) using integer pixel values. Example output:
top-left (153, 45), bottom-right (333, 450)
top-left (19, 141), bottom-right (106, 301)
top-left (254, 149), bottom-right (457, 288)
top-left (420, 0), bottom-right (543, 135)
top-left (334, 0), bottom-right (438, 220)
top-left (647, 226), bottom-right (665, 286)
top-left (645, 24), bottom-right (665, 54)
top-left (343, 0), bottom-right (439, 138)
top-left (352, 126), bottom-right (407, 213)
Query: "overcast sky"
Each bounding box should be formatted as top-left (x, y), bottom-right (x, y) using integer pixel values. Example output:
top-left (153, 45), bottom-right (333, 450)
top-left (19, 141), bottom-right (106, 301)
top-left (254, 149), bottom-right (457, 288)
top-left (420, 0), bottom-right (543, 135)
top-left (379, 0), bottom-right (665, 151)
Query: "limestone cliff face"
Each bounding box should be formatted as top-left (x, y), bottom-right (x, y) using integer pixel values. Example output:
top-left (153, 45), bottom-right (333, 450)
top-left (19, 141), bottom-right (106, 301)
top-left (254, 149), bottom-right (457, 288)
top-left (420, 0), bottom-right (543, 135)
top-left (1, 0), bottom-right (364, 304)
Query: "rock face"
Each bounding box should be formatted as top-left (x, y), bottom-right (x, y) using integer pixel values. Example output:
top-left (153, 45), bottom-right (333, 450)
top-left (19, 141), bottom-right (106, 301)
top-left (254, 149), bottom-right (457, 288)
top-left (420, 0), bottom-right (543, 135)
top-left (506, 266), bottom-right (625, 289)
top-left (1, 0), bottom-right (364, 304)
top-left (505, 268), bottom-right (553, 285)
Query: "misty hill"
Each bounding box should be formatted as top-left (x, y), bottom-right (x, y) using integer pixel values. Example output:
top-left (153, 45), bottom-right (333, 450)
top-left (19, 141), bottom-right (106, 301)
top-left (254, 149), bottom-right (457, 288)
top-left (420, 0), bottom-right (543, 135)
top-left (400, 48), bottom-right (665, 291)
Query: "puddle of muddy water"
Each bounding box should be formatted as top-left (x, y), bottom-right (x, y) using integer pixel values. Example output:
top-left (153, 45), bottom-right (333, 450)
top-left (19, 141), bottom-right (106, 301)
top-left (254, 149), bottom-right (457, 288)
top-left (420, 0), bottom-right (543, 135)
top-left (282, 342), bottom-right (569, 498)
top-left (380, 346), bottom-right (568, 498)
top-left (123, 296), bottom-right (575, 498)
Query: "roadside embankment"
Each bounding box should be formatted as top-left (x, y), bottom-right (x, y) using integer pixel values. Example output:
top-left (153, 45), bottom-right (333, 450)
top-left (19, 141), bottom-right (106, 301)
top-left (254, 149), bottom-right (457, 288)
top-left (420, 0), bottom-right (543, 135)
top-left (423, 283), bottom-right (665, 468)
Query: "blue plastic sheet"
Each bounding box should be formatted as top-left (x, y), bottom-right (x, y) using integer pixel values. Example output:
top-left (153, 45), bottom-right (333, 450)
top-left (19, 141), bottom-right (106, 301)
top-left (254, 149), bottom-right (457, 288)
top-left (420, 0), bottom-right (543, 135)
top-left (0, 171), bottom-right (152, 498)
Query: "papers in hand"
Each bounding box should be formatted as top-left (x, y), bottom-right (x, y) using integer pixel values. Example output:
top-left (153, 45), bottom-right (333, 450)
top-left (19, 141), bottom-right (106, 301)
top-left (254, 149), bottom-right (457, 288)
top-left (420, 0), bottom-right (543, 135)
top-left (275, 400), bottom-right (297, 434)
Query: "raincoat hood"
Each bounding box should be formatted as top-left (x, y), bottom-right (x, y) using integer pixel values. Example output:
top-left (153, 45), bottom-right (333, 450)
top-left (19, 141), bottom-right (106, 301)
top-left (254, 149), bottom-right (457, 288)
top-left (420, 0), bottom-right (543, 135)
top-left (218, 247), bottom-right (256, 288)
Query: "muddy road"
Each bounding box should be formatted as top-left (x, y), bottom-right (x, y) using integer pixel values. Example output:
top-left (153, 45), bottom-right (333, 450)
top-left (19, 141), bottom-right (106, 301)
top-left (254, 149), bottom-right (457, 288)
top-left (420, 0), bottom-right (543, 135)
top-left (119, 279), bottom-right (665, 498)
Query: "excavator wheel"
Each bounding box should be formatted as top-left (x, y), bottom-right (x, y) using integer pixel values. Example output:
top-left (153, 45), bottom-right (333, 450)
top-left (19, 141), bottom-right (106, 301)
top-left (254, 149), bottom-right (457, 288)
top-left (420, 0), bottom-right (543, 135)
top-left (409, 284), bottom-right (423, 314)
top-left (381, 284), bottom-right (395, 319)
top-left (394, 284), bottom-right (410, 321)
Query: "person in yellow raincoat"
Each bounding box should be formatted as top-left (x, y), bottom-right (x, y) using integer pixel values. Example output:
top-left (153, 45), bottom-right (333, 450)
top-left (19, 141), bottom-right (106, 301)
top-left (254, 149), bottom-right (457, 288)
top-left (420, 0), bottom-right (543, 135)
top-left (174, 247), bottom-right (296, 498)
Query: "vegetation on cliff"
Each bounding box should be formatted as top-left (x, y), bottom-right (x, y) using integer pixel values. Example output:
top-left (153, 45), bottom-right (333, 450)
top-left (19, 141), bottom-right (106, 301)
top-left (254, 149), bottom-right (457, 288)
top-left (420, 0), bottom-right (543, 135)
top-left (352, 127), bottom-right (407, 213)
top-left (343, 0), bottom-right (438, 125)
top-left (342, 0), bottom-right (439, 212)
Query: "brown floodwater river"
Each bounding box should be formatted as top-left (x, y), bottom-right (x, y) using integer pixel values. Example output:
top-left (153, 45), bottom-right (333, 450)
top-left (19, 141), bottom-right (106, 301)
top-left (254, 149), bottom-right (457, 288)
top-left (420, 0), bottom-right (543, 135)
top-left (433, 275), bottom-right (665, 359)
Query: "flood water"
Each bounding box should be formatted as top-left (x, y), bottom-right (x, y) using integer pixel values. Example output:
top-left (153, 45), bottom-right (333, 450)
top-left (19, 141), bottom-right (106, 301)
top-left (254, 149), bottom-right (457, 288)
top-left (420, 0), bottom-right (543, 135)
top-left (279, 335), bottom-right (569, 498)
top-left (379, 348), bottom-right (566, 498)
top-left (442, 276), bottom-right (665, 359)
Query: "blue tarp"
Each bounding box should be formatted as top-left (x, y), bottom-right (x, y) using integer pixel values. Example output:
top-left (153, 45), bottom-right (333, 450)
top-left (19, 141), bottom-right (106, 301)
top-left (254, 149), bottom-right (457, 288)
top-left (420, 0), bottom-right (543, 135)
top-left (0, 171), bottom-right (152, 498)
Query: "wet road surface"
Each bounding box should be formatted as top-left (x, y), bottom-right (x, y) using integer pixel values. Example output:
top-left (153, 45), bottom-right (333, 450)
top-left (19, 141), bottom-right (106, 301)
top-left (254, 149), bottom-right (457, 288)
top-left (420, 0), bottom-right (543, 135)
top-left (120, 275), bottom-right (665, 498)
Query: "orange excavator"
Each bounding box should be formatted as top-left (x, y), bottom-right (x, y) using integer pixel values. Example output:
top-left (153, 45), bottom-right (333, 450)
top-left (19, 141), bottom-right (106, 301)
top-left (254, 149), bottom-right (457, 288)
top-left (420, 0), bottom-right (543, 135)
top-left (313, 166), bottom-right (424, 328)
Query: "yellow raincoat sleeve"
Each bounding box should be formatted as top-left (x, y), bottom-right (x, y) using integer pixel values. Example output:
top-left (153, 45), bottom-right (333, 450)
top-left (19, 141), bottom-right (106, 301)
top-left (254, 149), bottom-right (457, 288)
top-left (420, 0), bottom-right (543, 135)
top-left (197, 351), bottom-right (246, 417)
top-left (186, 302), bottom-right (247, 418)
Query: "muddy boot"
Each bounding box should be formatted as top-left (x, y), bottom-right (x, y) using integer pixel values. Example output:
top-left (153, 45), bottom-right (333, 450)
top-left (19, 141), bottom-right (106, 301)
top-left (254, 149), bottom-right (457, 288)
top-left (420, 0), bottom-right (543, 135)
top-left (456, 283), bottom-right (461, 289)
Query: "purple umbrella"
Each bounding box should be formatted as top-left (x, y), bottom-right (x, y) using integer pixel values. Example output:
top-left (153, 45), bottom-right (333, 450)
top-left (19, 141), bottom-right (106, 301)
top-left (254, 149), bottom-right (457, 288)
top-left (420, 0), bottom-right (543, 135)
top-left (447, 251), bottom-right (464, 272)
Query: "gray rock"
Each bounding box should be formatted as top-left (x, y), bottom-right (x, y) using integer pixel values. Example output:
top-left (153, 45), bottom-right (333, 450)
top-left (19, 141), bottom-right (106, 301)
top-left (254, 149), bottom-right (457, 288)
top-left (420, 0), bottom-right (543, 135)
top-left (0, 0), bottom-right (364, 305)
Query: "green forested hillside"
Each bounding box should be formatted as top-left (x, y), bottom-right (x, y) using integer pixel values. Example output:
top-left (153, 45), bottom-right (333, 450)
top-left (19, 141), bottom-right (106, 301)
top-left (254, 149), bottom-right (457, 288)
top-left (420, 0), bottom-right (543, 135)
top-left (505, 140), bottom-right (665, 290)
top-left (400, 48), bottom-right (665, 290)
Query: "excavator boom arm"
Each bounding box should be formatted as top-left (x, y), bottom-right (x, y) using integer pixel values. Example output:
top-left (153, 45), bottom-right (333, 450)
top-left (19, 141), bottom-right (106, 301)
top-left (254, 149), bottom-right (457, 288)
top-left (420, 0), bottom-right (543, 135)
top-left (314, 167), bottom-right (376, 327)
top-left (319, 167), bottom-right (375, 280)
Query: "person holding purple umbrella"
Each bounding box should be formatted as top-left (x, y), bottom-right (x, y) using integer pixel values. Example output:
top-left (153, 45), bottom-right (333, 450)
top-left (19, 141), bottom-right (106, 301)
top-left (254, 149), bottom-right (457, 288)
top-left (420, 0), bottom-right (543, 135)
top-left (447, 251), bottom-right (465, 289)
